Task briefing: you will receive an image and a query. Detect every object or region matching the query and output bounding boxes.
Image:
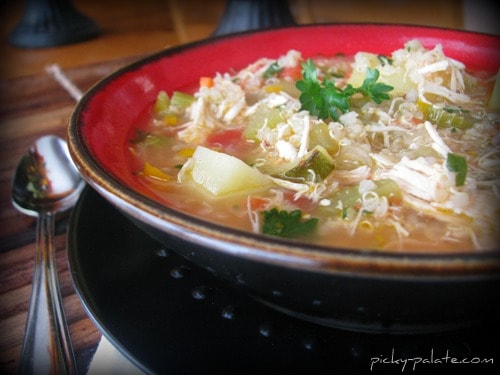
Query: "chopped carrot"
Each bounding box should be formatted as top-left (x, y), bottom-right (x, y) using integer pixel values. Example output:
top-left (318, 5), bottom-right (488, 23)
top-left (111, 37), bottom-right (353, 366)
top-left (199, 76), bottom-right (214, 88)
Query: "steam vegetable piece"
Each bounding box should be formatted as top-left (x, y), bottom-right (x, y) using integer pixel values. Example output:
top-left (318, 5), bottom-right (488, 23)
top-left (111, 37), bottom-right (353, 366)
top-left (187, 146), bottom-right (271, 196)
top-left (244, 104), bottom-right (285, 140)
top-left (170, 91), bottom-right (195, 109)
top-left (309, 122), bottom-right (340, 155)
top-left (418, 100), bottom-right (474, 129)
top-left (488, 69), bottom-right (500, 111)
top-left (154, 91), bottom-right (170, 114)
top-left (279, 145), bottom-right (335, 182)
top-left (327, 179), bottom-right (402, 213)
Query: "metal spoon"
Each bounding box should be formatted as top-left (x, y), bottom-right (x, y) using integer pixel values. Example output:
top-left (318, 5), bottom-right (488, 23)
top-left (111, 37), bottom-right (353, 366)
top-left (12, 135), bottom-right (84, 374)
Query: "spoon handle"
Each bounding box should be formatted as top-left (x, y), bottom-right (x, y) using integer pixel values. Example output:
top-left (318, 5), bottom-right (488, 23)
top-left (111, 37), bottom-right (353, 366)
top-left (18, 212), bottom-right (77, 375)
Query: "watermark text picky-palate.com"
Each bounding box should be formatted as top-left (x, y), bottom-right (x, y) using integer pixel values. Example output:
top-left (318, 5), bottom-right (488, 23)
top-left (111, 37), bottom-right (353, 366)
top-left (369, 348), bottom-right (494, 372)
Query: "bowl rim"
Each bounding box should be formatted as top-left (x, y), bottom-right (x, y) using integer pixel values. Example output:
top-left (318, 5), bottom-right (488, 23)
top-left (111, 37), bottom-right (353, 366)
top-left (68, 23), bottom-right (500, 277)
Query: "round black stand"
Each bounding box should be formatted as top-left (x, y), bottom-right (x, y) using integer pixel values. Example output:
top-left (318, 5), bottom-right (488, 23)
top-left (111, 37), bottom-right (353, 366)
top-left (212, 0), bottom-right (296, 36)
top-left (8, 0), bottom-right (101, 48)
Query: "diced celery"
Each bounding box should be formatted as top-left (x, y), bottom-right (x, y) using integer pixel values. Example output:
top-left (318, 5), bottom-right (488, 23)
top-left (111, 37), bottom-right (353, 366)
top-left (244, 104), bottom-right (285, 140)
top-left (429, 105), bottom-right (474, 129)
top-left (372, 179), bottom-right (402, 202)
top-left (170, 91), bottom-right (195, 109)
top-left (325, 179), bottom-right (401, 215)
top-left (309, 122), bottom-right (340, 156)
top-left (335, 143), bottom-right (372, 170)
top-left (488, 69), bottom-right (500, 111)
top-left (154, 91), bottom-right (170, 114)
top-left (186, 146), bottom-right (271, 196)
top-left (418, 100), bottom-right (474, 129)
top-left (328, 185), bottom-right (361, 212)
top-left (279, 145), bottom-right (335, 183)
top-left (405, 145), bottom-right (440, 160)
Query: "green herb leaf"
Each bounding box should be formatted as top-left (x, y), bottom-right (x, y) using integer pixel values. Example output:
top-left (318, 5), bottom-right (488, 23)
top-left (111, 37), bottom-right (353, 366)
top-left (443, 105), bottom-right (467, 114)
top-left (263, 61), bottom-right (283, 79)
top-left (356, 67), bottom-right (393, 104)
top-left (262, 208), bottom-right (318, 238)
top-left (377, 54), bottom-right (393, 66)
top-left (129, 129), bottom-right (168, 147)
top-left (296, 60), bottom-right (393, 121)
top-left (296, 59), bottom-right (350, 121)
top-left (446, 153), bottom-right (468, 186)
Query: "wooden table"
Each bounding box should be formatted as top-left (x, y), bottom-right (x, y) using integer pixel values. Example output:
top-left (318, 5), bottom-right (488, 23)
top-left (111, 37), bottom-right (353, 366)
top-left (0, 55), bottom-right (150, 374)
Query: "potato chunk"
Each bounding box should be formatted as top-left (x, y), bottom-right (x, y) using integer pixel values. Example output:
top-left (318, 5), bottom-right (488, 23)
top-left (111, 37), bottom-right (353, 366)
top-left (185, 146), bottom-right (271, 196)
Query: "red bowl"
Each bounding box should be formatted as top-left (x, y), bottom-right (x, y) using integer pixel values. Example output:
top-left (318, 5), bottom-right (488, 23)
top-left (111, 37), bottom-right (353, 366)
top-left (68, 24), bottom-right (500, 333)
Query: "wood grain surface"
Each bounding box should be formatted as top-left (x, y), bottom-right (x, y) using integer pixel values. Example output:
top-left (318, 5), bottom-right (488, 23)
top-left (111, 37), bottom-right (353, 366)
top-left (0, 56), bottom-right (145, 375)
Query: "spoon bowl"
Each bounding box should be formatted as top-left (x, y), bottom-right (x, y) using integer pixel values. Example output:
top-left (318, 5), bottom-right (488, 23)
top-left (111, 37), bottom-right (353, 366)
top-left (12, 135), bottom-right (83, 216)
top-left (12, 135), bottom-right (84, 374)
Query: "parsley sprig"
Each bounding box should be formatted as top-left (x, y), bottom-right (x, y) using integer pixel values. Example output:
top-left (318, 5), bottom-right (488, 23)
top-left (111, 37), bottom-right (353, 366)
top-left (262, 208), bottom-right (318, 238)
top-left (296, 59), bottom-right (393, 121)
top-left (446, 153), bottom-right (468, 186)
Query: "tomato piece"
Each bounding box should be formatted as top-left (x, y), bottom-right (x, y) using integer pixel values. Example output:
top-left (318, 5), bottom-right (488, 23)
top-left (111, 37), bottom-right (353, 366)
top-left (283, 191), bottom-right (316, 212)
top-left (206, 129), bottom-right (244, 148)
top-left (249, 196), bottom-right (269, 211)
top-left (279, 65), bottom-right (303, 81)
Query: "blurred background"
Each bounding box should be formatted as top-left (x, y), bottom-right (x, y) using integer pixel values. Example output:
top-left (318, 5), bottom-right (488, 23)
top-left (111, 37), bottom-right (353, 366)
top-left (0, 0), bottom-right (498, 80)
